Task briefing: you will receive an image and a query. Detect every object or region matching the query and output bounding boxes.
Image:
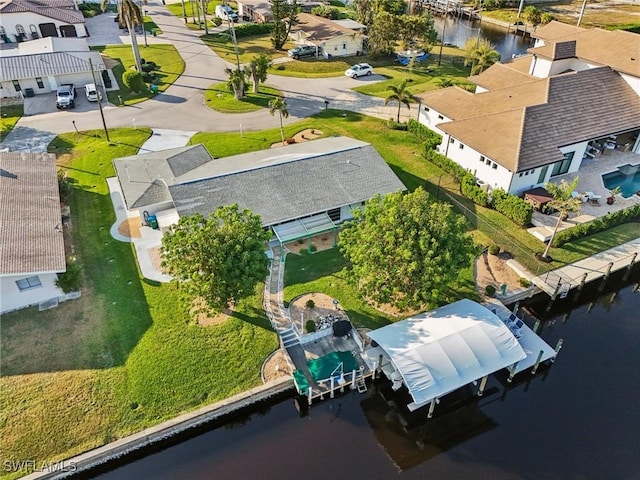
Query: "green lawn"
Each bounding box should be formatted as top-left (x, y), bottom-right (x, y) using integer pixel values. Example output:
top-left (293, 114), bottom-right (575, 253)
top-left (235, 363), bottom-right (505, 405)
top-left (93, 44), bottom-right (185, 106)
top-left (166, 0), bottom-right (221, 30)
top-left (143, 15), bottom-right (162, 34)
top-left (201, 33), bottom-right (290, 64)
top-left (205, 83), bottom-right (283, 113)
top-left (0, 104), bottom-right (23, 142)
top-left (0, 129), bottom-right (277, 479)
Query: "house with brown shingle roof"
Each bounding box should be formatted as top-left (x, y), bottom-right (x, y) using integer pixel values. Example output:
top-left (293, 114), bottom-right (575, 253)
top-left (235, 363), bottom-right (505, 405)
top-left (289, 13), bottom-right (365, 58)
top-left (0, 152), bottom-right (67, 313)
top-left (416, 24), bottom-right (640, 195)
top-left (0, 0), bottom-right (87, 44)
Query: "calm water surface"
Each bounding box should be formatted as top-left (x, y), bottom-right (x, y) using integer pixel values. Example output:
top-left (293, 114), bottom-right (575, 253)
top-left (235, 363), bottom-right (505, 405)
top-left (94, 274), bottom-right (640, 480)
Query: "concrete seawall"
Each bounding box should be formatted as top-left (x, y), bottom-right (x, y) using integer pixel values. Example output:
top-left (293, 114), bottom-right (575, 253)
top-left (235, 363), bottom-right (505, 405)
top-left (24, 377), bottom-right (294, 480)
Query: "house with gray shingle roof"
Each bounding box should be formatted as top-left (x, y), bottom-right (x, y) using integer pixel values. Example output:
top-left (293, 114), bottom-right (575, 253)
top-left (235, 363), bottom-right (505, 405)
top-left (0, 37), bottom-right (108, 98)
top-left (113, 137), bottom-right (405, 243)
top-left (0, 0), bottom-right (87, 44)
top-left (416, 24), bottom-right (640, 196)
top-left (0, 152), bottom-right (67, 314)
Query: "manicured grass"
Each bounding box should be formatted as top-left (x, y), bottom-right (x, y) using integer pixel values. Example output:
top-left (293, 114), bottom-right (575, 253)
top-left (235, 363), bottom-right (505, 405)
top-left (0, 104), bottom-right (23, 142)
top-left (205, 83), bottom-right (283, 113)
top-left (166, 0), bottom-right (221, 30)
top-left (0, 128), bottom-right (277, 479)
top-left (143, 15), bottom-right (162, 34)
top-left (353, 49), bottom-right (473, 98)
top-left (93, 44), bottom-right (185, 106)
top-left (201, 33), bottom-right (290, 64)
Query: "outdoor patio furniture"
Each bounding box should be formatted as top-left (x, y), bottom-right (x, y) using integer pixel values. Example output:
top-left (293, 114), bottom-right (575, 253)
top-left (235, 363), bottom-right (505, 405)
top-left (586, 192), bottom-right (602, 205)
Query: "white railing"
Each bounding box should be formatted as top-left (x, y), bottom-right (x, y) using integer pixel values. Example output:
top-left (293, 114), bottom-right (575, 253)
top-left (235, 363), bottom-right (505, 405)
top-left (299, 327), bottom-right (333, 345)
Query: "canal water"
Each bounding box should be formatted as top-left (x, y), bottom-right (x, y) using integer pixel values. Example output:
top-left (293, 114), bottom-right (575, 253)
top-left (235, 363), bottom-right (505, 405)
top-left (433, 16), bottom-right (534, 61)
top-left (91, 268), bottom-right (640, 480)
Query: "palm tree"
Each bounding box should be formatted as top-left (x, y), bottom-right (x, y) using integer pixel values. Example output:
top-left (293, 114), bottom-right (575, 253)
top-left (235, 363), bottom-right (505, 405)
top-left (464, 39), bottom-right (500, 75)
top-left (115, 0), bottom-right (143, 73)
top-left (269, 97), bottom-right (289, 145)
top-left (225, 67), bottom-right (247, 100)
top-left (384, 79), bottom-right (417, 123)
top-left (541, 177), bottom-right (582, 260)
top-left (249, 53), bottom-right (272, 94)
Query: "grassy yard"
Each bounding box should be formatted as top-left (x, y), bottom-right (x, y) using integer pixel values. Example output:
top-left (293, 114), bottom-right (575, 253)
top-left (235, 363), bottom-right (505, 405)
top-left (0, 129), bottom-right (277, 479)
top-left (143, 15), bottom-right (162, 34)
top-left (205, 83), bottom-right (283, 113)
top-left (0, 104), bottom-right (23, 142)
top-left (201, 32), bottom-right (291, 64)
top-left (166, 0), bottom-right (222, 30)
top-left (93, 44), bottom-right (185, 106)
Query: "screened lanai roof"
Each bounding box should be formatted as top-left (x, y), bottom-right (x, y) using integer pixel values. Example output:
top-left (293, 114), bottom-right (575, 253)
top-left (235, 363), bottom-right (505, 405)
top-left (367, 299), bottom-right (527, 411)
top-left (273, 212), bottom-right (337, 244)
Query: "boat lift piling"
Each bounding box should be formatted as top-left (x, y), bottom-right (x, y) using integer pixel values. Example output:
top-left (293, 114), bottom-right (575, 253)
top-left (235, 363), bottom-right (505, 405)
top-left (598, 262), bottom-right (614, 292)
top-left (531, 350), bottom-right (544, 374)
top-left (552, 339), bottom-right (563, 363)
top-left (622, 253), bottom-right (637, 282)
top-left (477, 375), bottom-right (488, 396)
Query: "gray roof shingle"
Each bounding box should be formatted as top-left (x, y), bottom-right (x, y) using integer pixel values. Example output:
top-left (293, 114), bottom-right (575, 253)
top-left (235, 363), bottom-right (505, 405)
top-left (0, 0), bottom-right (84, 24)
top-left (0, 51), bottom-right (105, 82)
top-left (0, 152), bottom-right (66, 275)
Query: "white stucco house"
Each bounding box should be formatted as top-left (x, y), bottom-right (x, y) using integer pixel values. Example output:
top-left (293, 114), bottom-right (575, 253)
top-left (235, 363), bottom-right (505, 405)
top-left (0, 0), bottom-right (88, 44)
top-left (0, 37), bottom-right (107, 98)
top-left (0, 152), bottom-right (67, 314)
top-left (289, 13), bottom-right (365, 59)
top-left (416, 22), bottom-right (640, 195)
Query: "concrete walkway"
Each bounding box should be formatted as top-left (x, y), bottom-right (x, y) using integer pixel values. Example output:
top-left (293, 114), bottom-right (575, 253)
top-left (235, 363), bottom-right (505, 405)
top-left (532, 238), bottom-right (640, 296)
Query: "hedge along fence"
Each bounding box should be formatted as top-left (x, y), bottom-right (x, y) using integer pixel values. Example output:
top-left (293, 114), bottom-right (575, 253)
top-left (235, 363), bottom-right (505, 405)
top-left (408, 119), bottom-right (442, 151)
top-left (231, 22), bottom-right (274, 37)
top-left (490, 188), bottom-right (533, 227)
top-left (423, 147), bottom-right (532, 226)
top-left (552, 203), bottom-right (640, 246)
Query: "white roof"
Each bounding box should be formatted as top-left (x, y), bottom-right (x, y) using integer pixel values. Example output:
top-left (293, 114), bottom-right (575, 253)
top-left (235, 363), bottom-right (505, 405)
top-left (367, 299), bottom-right (526, 409)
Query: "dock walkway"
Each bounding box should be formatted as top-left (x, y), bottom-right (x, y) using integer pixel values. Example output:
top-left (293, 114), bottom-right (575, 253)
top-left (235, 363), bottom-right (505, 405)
top-left (531, 238), bottom-right (640, 297)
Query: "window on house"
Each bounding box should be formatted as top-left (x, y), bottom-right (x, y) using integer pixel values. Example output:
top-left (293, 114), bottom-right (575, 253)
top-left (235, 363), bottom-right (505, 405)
top-left (12, 80), bottom-right (21, 92)
top-left (519, 172), bottom-right (523, 177)
top-left (450, 137), bottom-right (455, 144)
top-left (424, 107), bottom-right (430, 112)
top-left (524, 171), bottom-right (529, 176)
top-left (438, 115), bottom-right (444, 120)
top-left (459, 143), bottom-right (464, 150)
top-left (16, 276), bottom-right (42, 291)
top-left (480, 155), bottom-right (485, 162)
top-left (16, 24), bottom-right (25, 35)
top-left (492, 162), bottom-right (498, 169)
top-left (327, 208), bottom-right (341, 222)
top-left (35, 77), bottom-right (44, 89)
top-left (485, 159), bottom-right (491, 165)
top-left (551, 152), bottom-right (574, 177)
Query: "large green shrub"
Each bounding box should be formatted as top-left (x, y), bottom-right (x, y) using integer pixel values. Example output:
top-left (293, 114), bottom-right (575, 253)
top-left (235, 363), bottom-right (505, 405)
top-left (491, 188), bottom-right (533, 226)
top-left (122, 70), bottom-right (145, 92)
top-left (56, 257), bottom-right (82, 293)
top-left (311, 5), bottom-right (340, 19)
top-left (408, 119), bottom-right (442, 150)
top-left (423, 149), bottom-right (467, 181)
top-left (231, 22), bottom-right (273, 37)
top-left (305, 319), bottom-right (317, 333)
top-left (552, 204), bottom-right (640, 246)
top-left (461, 174), bottom-right (489, 206)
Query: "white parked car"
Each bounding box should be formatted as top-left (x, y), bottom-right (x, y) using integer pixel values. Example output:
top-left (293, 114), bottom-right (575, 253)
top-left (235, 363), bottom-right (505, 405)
top-left (84, 83), bottom-right (102, 102)
top-left (215, 4), bottom-right (238, 21)
top-left (345, 63), bottom-right (373, 78)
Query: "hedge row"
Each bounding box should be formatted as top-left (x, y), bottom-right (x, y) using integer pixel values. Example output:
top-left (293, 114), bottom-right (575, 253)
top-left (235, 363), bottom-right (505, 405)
top-left (461, 175), bottom-right (489, 206)
top-left (552, 203), bottom-right (640, 246)
top-left (491, 188), bottom-right (533, 227)
top-left (408, 119), bottom-right (442, 150)
top-left (424, 149), bottom-right (467, 181)
top-left (231, 22), bottom-right (273, 37)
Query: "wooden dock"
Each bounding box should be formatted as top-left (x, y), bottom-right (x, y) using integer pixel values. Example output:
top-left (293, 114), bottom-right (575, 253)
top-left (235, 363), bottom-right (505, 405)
top-left (531, 238), bottom-right (640, 298)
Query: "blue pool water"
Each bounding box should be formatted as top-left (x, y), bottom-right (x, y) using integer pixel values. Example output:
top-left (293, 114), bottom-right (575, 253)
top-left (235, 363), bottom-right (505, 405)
top-left (602, 165), bottom-right (640, 198)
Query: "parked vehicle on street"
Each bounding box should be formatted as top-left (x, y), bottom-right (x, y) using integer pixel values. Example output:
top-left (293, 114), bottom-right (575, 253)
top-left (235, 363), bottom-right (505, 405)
top-left (56, 84), bottom-right (75, 109)
top-left (287, 45), bottom-right (318, 59)
top-left (84, 83), bottom-right (102, 102)
top-left (215, 4), bottom-right (238, 21)
top-left (345, 63), bottom-right (373, 78)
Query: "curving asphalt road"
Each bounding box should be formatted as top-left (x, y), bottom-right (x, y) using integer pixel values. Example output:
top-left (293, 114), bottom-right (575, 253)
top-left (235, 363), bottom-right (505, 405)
top-left (0, 0), bottom-right (401, 152)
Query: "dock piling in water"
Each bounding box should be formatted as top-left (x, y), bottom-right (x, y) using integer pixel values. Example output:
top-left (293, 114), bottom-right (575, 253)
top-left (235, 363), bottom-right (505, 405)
top-left (531, 350), bottom-right (544, 374)
top-left (552, 339), bottom-right (564, 363)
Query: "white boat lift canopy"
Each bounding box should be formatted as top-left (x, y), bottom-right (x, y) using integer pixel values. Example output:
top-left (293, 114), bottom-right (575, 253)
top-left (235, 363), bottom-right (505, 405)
top-left (367, 299), bottom-right (527, 411)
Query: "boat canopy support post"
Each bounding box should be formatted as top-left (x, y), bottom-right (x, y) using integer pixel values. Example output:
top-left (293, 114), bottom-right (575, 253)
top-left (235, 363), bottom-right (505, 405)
top-left (477, 375), bottom-right (488, 396)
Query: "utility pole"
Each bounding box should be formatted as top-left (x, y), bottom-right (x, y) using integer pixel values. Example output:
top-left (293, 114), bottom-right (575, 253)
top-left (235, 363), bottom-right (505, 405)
top-left (438, 15), bottom-right (447, 66)
top-left (228, 16), bottom-right (240, 70)
top-left (577, 0), bottom-right (587, 27)
top-left (181, 0), bottom-right (186, 21)
top-left (89, 58), bottom-right (110, 143)
top-left (201, 0), bottom-right (209, 34)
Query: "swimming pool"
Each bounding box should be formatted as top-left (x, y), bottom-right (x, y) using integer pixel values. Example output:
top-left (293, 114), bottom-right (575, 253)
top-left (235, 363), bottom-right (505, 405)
top-left (602, 164), bottom-right (640, 198)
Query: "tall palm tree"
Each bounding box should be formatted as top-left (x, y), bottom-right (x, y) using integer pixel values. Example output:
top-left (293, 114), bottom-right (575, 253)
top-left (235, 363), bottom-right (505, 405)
top-left (384, 79), bottom-right (417, 123)
top-left (464, 38), bottom-right (500, 75)
top-left (115, 0), bottom-right (143, 72)
top-left (249, 53), bottom-right (272, 94)
top-left (225, 67), bottom-right (246, 100)
top-left (541, 177), bottom-right (582, 260)
top-left (269, 97), bottom-right (289, 145)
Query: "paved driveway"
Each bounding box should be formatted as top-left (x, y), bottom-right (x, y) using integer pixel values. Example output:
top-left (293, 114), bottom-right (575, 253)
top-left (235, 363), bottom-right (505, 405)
top-left (1, 0), bottom-right (401, 151)
top-left (23, 91), bottom-right (113, 116)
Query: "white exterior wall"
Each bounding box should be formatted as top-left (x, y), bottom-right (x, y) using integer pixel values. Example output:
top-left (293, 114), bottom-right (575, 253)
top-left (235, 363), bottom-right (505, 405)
top-left (474, 85), bottom-right (489, 93)
top-left (417, 106), bottom-right (449, 139)
top-left (558, 142), bottom-right (585, 174)
top-left (321, 35), bottom-right (363, 58)
top-left (0, 12), bottom-right (87, 43)
top-left (510, 166), bottom-right (548, 194)
top-left (443, 136), bottom-right (514, 192)
top-left (621, 72), bottom-right (640, 96)
top-left (135, 200), bottom-right (175, 219)
top-left (0, 272), bottom-right (64, 313)
top-left (1, 71), bottom-right (97, 97)
top-left (529, 56), bottom-right (552, 77)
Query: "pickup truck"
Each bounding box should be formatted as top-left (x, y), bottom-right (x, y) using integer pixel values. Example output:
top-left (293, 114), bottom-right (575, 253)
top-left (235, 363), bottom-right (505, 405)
top-left (56, 84), bottom-right (75, 109)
